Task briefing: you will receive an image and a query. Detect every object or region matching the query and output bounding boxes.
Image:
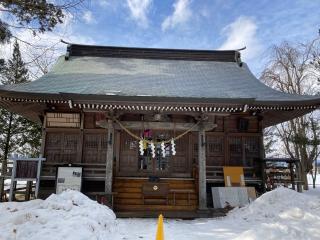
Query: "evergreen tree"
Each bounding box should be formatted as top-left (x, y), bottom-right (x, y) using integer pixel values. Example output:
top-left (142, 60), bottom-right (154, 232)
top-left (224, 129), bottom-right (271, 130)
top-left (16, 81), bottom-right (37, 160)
top-left (0, 40), bottom-right (41, 200)
top-left (0, 0), bottom-right (64, 44)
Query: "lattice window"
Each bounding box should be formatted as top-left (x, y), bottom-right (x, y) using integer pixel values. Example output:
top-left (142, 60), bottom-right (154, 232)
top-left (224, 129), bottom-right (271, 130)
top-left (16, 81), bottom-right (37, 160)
top-left (229, 137), bottom-right (242, 154)
top-left (46, 113), bottom-right (80, 128)
top-left (45, 132), bottom-right (79, 163)
top-left (193, 143), bottom-right (198, 153)
top-left (244, 137), bottom-right (259, 155)
top-left (101, 135), bottom-right (108, 149)
top-left (206, 135), bottom-right (225, 166)
top-left (64, 134), bottom-right (78, 149)
top-left (84, 134), bottom-right (99, 148)
top-left (207, 137), bottom-right (223, 154)
top-left (83, 133), bottom-right (108, 163)
top-left (46, 133), bottom-right (62, 149)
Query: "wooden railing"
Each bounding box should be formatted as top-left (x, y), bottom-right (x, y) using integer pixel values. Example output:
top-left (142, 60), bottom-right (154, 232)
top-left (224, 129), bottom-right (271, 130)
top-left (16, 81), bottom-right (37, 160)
top-left (41, 162), bottom-right (106, 180)
top-left (206, 166), bottom-right (261, 183)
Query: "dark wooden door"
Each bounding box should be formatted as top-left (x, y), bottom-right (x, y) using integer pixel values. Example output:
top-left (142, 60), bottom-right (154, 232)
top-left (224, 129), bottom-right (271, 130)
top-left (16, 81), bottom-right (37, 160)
top-left (117, 130), bottom-right (192, 177)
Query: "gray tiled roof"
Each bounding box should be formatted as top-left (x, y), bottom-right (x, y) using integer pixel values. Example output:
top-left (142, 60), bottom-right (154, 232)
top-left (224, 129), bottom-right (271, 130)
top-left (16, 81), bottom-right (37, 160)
top-left (0, 55), bottom-right (319, 103)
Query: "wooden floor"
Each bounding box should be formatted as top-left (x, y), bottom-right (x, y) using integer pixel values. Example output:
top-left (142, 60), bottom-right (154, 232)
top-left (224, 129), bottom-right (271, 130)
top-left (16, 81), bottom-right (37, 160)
top-left (113, 178), bottom-right (198, 212)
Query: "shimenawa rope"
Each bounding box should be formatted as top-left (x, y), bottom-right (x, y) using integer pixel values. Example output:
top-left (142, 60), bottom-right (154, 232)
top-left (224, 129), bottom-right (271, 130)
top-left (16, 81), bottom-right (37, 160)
top-left (113, 118), bottom-right (200, 144)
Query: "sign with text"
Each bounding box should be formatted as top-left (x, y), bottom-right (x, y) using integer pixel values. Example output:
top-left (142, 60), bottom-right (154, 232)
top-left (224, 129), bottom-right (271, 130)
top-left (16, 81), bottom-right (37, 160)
top-left (56, 167), bottom-right (82, 194)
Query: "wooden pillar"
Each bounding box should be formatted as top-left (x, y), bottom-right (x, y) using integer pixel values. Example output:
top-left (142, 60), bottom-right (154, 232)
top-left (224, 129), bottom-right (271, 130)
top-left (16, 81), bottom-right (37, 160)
top-left (25, 181), bottom-right (32, 200)
top-left (35, 159), bottom-right (43, 198)
top-left (105, 119), bottom-right (114, 194)
top-left (78, 112), bottom-right (84, 163)
top-left (36, 114), bottom-right (47, 199)
top-left (198, 126), bottom-right (207, 210)
top-left (258, 119), bottom-right (267, 193)
top-left (40, 114), bottom-right (47, 157)
top-left (9, 160), bottom-right (17, 201)
top-left (260, 135), bottom-right (267, 193)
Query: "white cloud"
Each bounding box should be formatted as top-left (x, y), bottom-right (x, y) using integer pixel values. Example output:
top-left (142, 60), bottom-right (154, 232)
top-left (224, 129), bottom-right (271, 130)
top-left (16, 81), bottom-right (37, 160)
top-left (219, 16), bottom-right (262, 61)
top-left (161, 0), bottom-right (192, 32)
top-left (82, 11), bottom-right (96, 24)
top-left (126, 0), bottom-right (152, 28)
top-left (98, 0), bottom-right (109, 7)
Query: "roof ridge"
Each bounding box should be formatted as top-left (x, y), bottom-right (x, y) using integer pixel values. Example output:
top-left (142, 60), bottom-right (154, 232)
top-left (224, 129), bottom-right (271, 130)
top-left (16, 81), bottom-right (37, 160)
top-left (63, 42), bottom-right (242, 63)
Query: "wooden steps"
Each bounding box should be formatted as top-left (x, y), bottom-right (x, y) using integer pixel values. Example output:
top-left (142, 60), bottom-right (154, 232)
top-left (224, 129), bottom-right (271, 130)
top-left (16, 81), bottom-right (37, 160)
top-left (113, 178), bottom-right (198, 212)
top-left (116, 209), bottom-right (227, 219)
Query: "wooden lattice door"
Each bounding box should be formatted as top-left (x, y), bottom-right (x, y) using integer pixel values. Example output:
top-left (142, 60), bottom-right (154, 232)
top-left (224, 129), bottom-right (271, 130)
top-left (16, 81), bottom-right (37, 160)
top-left (119, 131), bottom-right (139, 173)
top-left (45, 132), bottom-right (80, 163)
top-left (83, 133), bottom-right (108, 163)
top-left (243, 136), bottom-right (260, 166)
top-left (228, 135), bottom-right (260, 166)
top-left (206, 134), bottom-right (225, 166)
top-left (228, 136), bottom-right (243, 166)
top-left (171, 132), bottom-right (190, 174)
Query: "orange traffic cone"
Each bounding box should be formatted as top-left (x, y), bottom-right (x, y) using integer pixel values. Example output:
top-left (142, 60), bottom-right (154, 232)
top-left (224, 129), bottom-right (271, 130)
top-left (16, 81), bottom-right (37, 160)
top-left (156, 214), bottom-right (164, 240)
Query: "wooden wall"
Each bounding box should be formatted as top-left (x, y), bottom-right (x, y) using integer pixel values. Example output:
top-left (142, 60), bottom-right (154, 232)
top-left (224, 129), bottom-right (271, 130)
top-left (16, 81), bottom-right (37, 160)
top-left (41, 111), bottom-right (263, 198)
top-left (42, 112), bottom-right (262, 175)
top-left (113, 178), bottom-right (198, 212)
top-left (44, 112), bottom-right (107, 164)
top-left (194, 114), bottom-right (262, 181)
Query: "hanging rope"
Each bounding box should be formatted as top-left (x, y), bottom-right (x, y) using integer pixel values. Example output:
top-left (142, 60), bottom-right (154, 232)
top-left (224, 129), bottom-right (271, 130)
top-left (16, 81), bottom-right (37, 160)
top-left (113, 118), bottom-right (200, 144)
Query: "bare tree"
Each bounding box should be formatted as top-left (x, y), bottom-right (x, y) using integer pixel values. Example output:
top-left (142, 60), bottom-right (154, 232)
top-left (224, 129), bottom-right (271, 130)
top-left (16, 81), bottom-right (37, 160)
top-left (23, 41), bottom-right (61, 79)
top-left (260, 38), bottom-right (320, 190)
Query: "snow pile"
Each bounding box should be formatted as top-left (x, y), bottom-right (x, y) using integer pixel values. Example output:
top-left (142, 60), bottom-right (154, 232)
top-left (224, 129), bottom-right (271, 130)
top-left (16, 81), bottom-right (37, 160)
top-left (0, 190), bottom-right (116, 240)
top-left (228, 187), bottom-right (320, 239)
top-left (1, 188), bottom-right (320, 240)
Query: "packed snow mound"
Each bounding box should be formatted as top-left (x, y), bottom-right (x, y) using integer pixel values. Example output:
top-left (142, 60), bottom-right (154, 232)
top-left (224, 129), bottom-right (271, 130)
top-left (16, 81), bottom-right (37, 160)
top-left (227, 187), bottom-right (320, 240)
top-left (229, 187), bottom-right (320, 221)
top-left (0, 190), bottom-right (116, 240)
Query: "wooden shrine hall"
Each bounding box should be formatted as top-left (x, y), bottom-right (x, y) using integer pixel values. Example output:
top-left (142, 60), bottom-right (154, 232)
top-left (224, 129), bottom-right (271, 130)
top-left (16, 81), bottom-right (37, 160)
top-left (0, 43), bottom-right (319, 217)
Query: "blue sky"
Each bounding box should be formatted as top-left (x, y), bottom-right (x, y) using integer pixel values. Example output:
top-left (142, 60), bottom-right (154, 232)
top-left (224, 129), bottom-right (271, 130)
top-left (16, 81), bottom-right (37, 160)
top-left (1, 0), bottom-right (320, 76)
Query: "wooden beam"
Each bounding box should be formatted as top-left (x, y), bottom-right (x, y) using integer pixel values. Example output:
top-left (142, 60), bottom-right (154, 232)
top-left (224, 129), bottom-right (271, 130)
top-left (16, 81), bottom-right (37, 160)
top-left (97, 120), bottom-right (217, 132)
top-left (198, 125), bottom-right (207, 210)
top-left (82, 108), bottom-right (232, 116)
top-left (105, 119), bottom-right (114, 194)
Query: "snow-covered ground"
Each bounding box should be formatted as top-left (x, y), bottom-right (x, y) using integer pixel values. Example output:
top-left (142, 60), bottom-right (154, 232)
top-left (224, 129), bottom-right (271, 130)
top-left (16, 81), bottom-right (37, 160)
top-left (1, 188), bottom-right (320, 240)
